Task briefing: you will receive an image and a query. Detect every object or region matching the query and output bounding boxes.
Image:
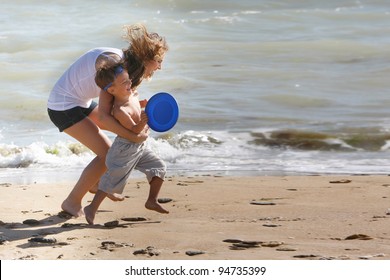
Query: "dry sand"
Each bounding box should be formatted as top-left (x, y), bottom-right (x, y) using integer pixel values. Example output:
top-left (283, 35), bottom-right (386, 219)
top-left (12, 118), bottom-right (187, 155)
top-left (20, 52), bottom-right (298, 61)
top-left (1, 175), bottom-right (390, 260)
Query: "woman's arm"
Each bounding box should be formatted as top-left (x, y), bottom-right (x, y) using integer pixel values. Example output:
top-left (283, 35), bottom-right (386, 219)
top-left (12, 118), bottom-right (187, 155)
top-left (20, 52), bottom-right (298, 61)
top-left (98, 90), bottom-right (148, 143)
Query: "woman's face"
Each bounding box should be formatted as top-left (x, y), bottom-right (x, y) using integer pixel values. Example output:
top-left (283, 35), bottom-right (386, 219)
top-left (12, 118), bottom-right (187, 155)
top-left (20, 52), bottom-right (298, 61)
top-left (144, 58), bottom-right (163, 79)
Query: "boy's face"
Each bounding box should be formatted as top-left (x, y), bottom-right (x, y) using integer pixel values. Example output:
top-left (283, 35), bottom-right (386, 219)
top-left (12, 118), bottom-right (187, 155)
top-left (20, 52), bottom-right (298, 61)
top-left (109, 70), bottom-right (132, 96)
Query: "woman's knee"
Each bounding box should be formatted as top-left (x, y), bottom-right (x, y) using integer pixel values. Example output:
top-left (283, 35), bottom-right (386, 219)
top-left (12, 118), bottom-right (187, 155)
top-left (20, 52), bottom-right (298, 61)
top-left (65, 119), bottom-right (111, 157)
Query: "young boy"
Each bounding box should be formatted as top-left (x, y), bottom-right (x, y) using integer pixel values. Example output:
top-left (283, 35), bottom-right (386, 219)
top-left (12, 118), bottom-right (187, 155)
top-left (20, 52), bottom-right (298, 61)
top-left (84, 63), bottom-right (169, 225)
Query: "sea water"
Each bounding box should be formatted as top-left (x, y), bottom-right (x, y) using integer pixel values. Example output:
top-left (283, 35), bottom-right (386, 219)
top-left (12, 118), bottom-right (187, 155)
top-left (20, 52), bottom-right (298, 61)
top-left (1, 0), bottom-right (390, 184)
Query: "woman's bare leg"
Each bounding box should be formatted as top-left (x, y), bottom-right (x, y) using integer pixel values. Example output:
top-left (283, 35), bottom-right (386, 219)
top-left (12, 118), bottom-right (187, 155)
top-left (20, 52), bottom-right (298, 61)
top-left (61, 112), bottom-right (111, 217)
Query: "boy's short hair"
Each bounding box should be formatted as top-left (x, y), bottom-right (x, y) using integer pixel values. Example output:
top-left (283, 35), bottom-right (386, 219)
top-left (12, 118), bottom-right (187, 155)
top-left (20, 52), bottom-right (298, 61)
top-left (95, 62), bottom-right (124, 91)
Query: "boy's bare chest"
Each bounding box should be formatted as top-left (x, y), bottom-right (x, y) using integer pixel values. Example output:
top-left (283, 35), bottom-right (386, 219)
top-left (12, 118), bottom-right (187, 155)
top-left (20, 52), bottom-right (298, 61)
top-left (114, 98), bottom-right (141, 120)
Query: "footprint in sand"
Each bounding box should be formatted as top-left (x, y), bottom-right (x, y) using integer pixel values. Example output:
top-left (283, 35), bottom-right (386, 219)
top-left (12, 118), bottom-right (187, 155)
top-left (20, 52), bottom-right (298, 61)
top-left (293, 254), bottom-right (320, 259)
top-left (104, 220), bottom-right (120, 227)
top-left (22, 219), bottom-right (40, 226)
top-left (250, 201), bottom-right (276, 206)
top-left (28, 237), bottom-right (57, 244)
top-left (345, 234), bottom-right (373, 240)
top-left (158, 198), bottom-right (173, 204)
top-left (329, 179), bottom-right (351, 184)
top-left (223, 239), bottom-right (261, 250)
top-left (186, 250), bottom-right (205, 256)
top-left (100, 241), bottom-right (133, 251)
top-left (121, 217), bottom-right (147, 222)
top-left (133, 246), bottom-right (161, 256)
top-left (223, 239), bottom-right (284, 250)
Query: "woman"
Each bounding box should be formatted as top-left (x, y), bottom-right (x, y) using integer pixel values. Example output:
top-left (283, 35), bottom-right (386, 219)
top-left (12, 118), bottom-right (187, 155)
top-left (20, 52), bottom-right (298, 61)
top-left (47, 23), bottom-right (168, 217)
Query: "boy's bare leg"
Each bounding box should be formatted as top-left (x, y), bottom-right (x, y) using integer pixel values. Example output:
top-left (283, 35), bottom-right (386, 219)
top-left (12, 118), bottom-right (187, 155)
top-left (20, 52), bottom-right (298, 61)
top-left (84, 190), bottom-right (108, 225)
top-left (89, 182), bottom-right (124, 202)
top-left (145, 177), bottom-right (169, 214)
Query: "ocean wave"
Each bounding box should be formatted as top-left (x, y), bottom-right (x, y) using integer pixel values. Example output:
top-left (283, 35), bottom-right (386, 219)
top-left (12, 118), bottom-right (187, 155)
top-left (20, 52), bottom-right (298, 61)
top-left (250, 129), bottom-right (390, 152)
top-left (2, 129), bottom-right (390, 170)
top-left (2, 129), bottom-right (390, 185)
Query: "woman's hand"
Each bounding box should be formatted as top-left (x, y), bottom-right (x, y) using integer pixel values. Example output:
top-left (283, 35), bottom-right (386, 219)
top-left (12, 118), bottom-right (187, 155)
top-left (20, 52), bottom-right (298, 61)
top-left (139, 99), bottom-right (148, 109)
top-left (136, 125), bottom-right (150, 143)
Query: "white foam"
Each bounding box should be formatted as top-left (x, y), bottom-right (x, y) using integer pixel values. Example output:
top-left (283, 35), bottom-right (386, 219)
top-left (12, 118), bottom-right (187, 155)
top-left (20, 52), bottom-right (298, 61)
top-left (0, 141), bottom-right (93, 169)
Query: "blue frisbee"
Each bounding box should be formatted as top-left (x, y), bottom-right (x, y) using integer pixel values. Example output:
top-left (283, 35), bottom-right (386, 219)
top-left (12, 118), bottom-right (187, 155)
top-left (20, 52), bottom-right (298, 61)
top-left (145, 92), bottom-right (179, 132)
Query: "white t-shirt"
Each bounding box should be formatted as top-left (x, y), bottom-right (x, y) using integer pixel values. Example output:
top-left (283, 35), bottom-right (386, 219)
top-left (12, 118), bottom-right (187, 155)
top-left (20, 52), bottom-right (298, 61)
top-left (47, 47), bottom-right (124, 111)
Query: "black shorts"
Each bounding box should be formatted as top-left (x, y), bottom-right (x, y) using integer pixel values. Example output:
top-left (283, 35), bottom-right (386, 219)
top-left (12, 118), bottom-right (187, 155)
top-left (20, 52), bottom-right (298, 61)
top-left (47, 101), bottom-right (98, 132)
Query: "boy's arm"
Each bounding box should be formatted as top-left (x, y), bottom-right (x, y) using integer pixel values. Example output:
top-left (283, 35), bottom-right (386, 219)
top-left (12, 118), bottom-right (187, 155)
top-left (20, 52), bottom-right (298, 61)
top-left (114, 107), bottom-right (148, 134)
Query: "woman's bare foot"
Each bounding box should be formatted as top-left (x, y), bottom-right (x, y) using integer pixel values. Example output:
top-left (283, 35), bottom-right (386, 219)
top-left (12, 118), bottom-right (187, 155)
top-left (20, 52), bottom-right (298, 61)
top-left (84, 205), bottom-right (95, 225)
top-left (145, 200), bottom-right (169, 214)
top-left (61, 199), bottom-right (84, 218)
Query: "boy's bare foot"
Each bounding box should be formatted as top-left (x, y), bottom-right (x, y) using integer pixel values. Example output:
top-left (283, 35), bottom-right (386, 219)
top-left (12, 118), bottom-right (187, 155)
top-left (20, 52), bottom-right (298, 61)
top-left (107, 193), bottom-right (125, 201)
top-left (89, 189), bottom-right (124, 202)
top-left (145, 201), bottom-right (169, 214)
top-left (84, 205), bottom-right (95, 225)
top-left (61, 199), bottom-right (84, 218)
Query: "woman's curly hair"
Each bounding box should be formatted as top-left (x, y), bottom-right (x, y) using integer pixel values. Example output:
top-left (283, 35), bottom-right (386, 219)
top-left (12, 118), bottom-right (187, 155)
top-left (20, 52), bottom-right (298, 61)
top-left (123, 23), bottom-right (168, 62)
top-left (122, 23), bottom-right (168, 88)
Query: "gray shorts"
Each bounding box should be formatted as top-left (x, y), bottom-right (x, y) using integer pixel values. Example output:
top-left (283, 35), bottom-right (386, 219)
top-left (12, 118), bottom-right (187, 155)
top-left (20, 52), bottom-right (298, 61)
top-left (98, 137), bottom-right (166, 194)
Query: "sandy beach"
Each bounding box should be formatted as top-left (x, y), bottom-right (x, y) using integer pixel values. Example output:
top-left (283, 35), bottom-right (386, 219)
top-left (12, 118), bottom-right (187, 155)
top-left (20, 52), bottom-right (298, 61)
top-left (1, 175), bottom-right (390, 260)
